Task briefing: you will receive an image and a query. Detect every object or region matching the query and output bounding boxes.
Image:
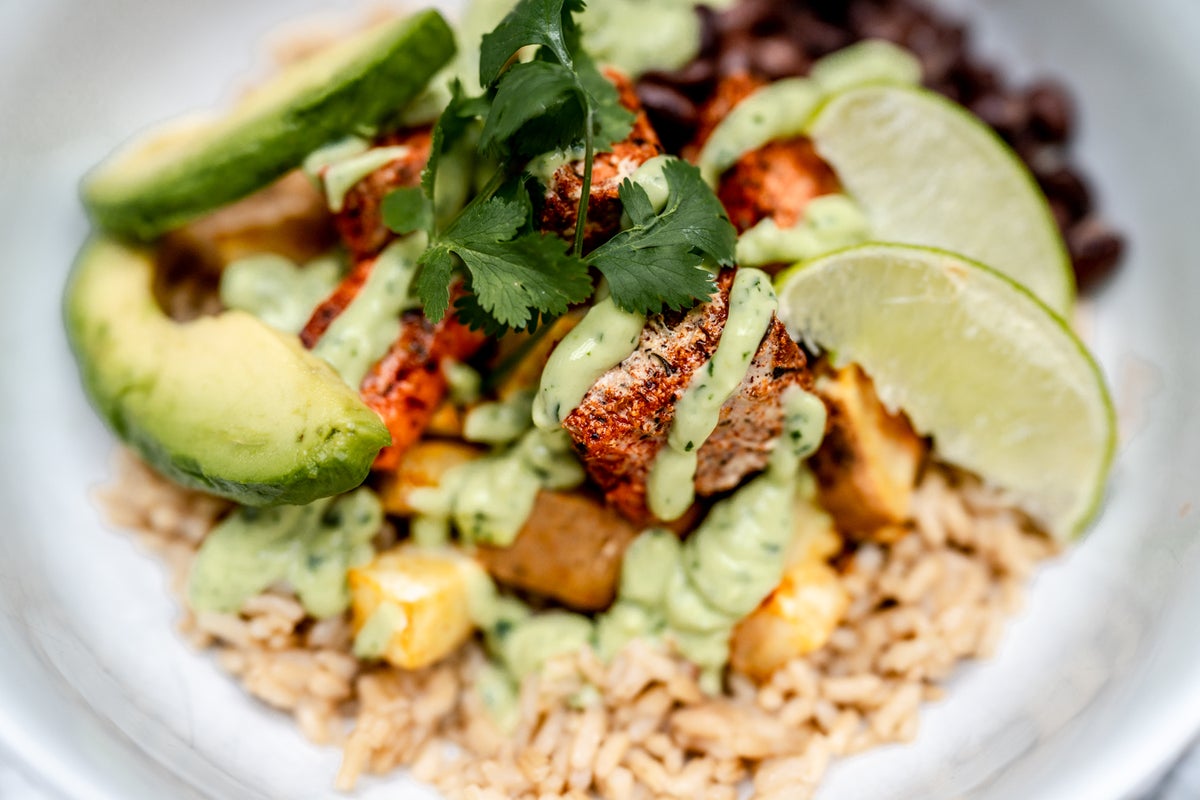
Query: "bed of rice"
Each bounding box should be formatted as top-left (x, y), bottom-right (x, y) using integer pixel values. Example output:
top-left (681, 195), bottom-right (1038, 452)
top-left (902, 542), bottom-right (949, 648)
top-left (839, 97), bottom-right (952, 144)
top-left (97, 448), bottom-right (1055, 800)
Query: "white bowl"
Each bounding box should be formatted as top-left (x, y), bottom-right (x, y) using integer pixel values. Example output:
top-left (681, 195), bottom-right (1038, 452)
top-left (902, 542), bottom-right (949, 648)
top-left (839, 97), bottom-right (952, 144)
top-left (1, 1), bottom-right (1198, 797)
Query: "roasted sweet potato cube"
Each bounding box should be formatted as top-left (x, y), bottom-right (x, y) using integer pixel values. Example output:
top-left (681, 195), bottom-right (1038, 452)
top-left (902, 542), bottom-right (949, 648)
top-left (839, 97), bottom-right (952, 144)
top-left (475, 490), bottom-right (641, 611)
top-left (809, 364), bottom-right (926, 536)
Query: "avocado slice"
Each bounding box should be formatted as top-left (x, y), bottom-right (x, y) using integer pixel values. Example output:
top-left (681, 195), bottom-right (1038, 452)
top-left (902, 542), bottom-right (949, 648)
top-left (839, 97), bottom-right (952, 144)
top-left (82, 10), bottom-right (455, 240)
top-left (65, 238), bottom-right (391, 506)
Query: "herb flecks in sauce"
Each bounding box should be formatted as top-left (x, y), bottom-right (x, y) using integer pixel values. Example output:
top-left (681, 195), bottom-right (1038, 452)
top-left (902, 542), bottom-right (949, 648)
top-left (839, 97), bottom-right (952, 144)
top-left (646, 268), bottom-right (778, 520)
top-left (188, 488), bottom-right (382, 619)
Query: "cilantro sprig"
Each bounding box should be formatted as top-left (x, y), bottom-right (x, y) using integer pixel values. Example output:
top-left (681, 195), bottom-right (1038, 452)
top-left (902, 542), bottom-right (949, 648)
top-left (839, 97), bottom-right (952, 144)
top-left (380, 0), bottom-right (736, 334)
top-left (589, 159), bottom-right (736, 312)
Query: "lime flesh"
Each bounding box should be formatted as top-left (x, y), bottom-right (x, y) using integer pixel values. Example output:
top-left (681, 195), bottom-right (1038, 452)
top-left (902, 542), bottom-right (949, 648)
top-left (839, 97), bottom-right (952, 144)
top-left (777, 244), bottom-right (1114, 540)
top-left (807, 85), bottom-right (1074, 317)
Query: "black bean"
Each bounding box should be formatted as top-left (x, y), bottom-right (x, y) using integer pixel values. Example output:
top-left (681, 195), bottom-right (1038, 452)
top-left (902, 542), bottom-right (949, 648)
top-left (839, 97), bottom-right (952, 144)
top-left (696, 5), bottom-right (720, 57)
top-left (969, 91), bottom-right (1029, 139)
top-left (791, 13), bottom-right (854, 58)
top-left (636, 82), bottom-right (699, 133)
top-left (642, 59), bottom-right (717, 97)
top-left (1027, 79), bottom-right (1075, 142)
top-left (1068, 217), bottom-right (1125, 290)
top-left (752, 35), bottom-right (811, 79)
top-left (717, 33), bottom-right (756, 77)
top-left (1037, 165), bottom-right (1092, 220)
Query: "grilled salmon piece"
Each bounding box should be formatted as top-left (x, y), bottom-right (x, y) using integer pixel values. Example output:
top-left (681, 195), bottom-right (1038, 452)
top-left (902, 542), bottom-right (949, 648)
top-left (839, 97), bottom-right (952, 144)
top-left (359, 305), bottom-right (487, 472)
top-left (717, 137), bottom-right (841, 233)
top-left (321, 127), bottom-right (433, 261)
top-left (301, 258), bottom-right (486, 471)
top-left (562, 268), bottom-right (811, 526)
top-left (686, 76), bottom-right (841, 234)
top-left (537, 69), bottom-right (664, 250)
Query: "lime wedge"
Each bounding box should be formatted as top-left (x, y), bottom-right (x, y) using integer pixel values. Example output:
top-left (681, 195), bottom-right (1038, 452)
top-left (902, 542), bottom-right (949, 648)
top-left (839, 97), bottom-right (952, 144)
top-left (776, 244), bottom-right (1114, 540)
top-left (807, 85), bottom-right (1074, 317)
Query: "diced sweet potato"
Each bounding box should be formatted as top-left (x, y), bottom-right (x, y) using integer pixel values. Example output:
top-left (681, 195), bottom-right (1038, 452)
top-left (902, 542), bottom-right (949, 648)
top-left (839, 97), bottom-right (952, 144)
top-left (474, 490), bottom-right (641, 611)
top-left (348, 546), bottom-right (481, 670)
top-left (376, 440), bottom-right (484, 516)
top-left (809, 364), bottom-right (927, 536)
top-left (729, 559), bottom-right (849, 682)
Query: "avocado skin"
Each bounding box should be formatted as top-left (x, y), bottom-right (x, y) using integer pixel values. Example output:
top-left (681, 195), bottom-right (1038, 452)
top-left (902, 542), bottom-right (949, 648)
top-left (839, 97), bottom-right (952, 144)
top-left (65, 238), bottom-right (392, 506)
top-left (82, 10), bottom-right (456, 241)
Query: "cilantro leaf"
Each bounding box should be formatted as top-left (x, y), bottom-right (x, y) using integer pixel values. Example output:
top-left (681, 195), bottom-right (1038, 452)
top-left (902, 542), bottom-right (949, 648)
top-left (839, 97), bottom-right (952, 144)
top-left (479, 0), bottom-right (585, 87)
top-left (480, 60), bottom-right (585, 157)
top-left (414, 195), bottom-right (592, 331)
top-left (575, 50), bottom-right (635, 150)
top-left (456, 232), bottom-right (592, 330)
top-left (381, 187), bottom-right (433, 236)
top-left (413, 247), bottom-right (457, 323)
top-left (586, 159), bottom-right (736, 314)
top-left (421, 81), bottom-right (490, 213)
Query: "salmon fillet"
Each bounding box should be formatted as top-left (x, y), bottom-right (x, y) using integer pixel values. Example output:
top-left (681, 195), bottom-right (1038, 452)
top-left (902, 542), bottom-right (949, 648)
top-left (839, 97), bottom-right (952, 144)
top-left (686, 76), bottom-right (841, 234)
top-left (323, 127), bottom-right (433, 262)
top-left (562, 268), bottom-right (811, 526)
top-left (537, 69), bottom-right (664, 250)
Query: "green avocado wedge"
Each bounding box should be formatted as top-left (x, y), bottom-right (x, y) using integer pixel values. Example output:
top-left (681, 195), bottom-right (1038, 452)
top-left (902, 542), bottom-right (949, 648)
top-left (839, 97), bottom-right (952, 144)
top-left (82, 10), bottom-right (455, 240)
top-left (65, 238), bottom-right (391, 506)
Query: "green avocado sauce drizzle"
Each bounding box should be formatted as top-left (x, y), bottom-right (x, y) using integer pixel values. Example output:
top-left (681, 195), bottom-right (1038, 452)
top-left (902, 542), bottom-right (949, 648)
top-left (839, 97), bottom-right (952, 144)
top-left (312, 232), bottom-right (427, 388)
top-left (219, 253), bottom-right (343, 335)
top-left (692, 40), bottom-right (919, 266)
top-left (409, 427), bottom-right (586, 549)
top-left (645, 267), bottom-right (778, 521)
top-left (467, 388), bottom-right (826, 715)
top-left (188, 487), bottom-right (383, 619)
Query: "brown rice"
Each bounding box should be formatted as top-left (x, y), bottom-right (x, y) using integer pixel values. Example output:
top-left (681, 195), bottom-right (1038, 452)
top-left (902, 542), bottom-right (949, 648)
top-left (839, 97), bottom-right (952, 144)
top-left (96, 448), bottom-right (1055, 799)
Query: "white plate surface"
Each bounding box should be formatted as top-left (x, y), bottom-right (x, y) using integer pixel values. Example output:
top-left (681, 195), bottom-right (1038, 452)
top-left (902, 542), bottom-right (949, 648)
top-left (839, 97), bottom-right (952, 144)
top-left (1, 1), bottom-right (1198, 798)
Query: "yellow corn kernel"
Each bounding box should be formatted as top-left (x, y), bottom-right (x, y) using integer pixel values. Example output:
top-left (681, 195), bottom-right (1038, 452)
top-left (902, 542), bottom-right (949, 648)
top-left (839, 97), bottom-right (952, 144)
top-left (348, 547), bottom-right (481, 670)
top-left (376, 440), bottom-right (482, 516)
top-left (729, 560), bottom-right (849, 682)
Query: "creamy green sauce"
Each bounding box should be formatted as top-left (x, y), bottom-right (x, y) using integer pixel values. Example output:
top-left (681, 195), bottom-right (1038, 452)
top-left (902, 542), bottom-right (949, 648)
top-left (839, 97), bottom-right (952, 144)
top-left (188, 488), bottom-right (382, 619)
top-left (464, 389), bottom-right (534, 445)
top-left (444, 359), bottom-right (483, 406)
top-left (353, 601), bottom-right (407, 659)
top-left (219, 253), bottom-right (342, 334)
top-left (531, 296), bottom-right (645, 429)
top-left (313, 233), bottom-right (426, 387)
top-left (697, 79), bottom-right (824, 186)
top-left (603, 388), bottom-right (826, 690)
top-left (579, 0), bottom-right (704, 79)
top-left (736, 194), bottom-right (870, 267)
top-left (527, 144), bottom-right (587, 186)
top-left (645, 268), bottom-right (778, 520)
top-left (302, 136), bottom-right (369, 182)
top-left (409, 428), bottom-right (585, 547)
top-left (697, 41), bottom-right (921, 187)
top-left (626, 154), bottom-right (673, 214)
top-left (321, 145), bottom-right (411, 213)
top-left (471, 388), bottom-right (826, 696)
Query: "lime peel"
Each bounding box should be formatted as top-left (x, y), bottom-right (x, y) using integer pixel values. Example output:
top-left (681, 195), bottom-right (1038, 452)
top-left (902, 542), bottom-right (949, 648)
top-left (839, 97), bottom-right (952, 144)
top-left (776, 243), bottom-right (1114, 540)
top-left (806, 84), bottom-right (1074, 317)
